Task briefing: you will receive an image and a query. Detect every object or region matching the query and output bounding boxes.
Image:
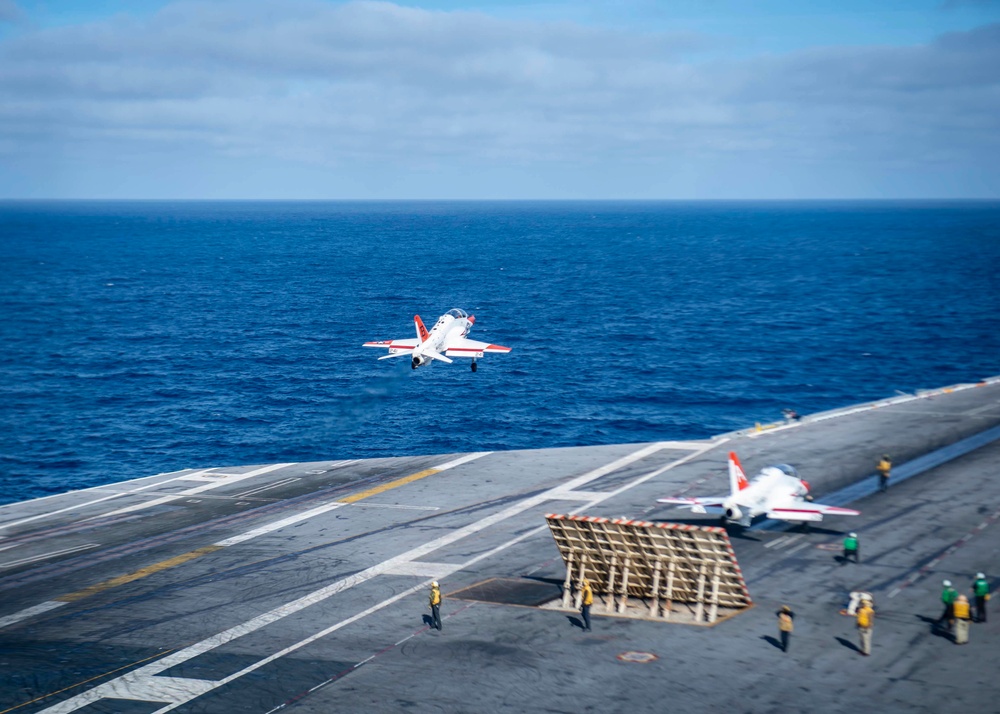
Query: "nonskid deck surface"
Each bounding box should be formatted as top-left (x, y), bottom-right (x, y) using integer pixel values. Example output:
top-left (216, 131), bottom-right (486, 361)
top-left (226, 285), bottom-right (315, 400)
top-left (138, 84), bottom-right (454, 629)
top-left (1, 380), bottom-right (999, 713)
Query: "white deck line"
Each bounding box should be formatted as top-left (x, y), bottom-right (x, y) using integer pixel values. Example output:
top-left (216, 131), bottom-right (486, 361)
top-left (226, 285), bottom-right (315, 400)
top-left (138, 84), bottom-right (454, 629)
top-left (95, 464), bottom-right (295, 519)
top-left (233, 478), bottom-right (302, 498)
top-left (0, 543), bottom-right (99, 570)
top-left (0, 471), bottom-right (216, 531)
top-left (0, 454), bottom-right (491, 631)
top-left (37, 441), bottom-right (693, 713)
top-left (0, 600), bottom-right (66, 628)
top-left (0, 469), bottom-right (193, 514)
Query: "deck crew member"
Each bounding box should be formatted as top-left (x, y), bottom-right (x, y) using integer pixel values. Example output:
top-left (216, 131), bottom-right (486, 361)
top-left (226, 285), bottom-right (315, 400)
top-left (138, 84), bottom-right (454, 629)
top-left (842, 532), bottom-right (860, 565)
top-left (776, 605), bottom-right (794, 653)
top-left (938, 580), bottom-right (958, 631)
top-left (579, 579), bottom-right (593, 632)
top-left (972, 572), bottom-right (990, 623)
top-left (856, 595), bottom-right (874, 656)
top-left (953, 595), bottom-right (972, 644)
top-left (429, 581), bottom-right (443, 631)
top-left (876, 454), bottom-right (892, 493)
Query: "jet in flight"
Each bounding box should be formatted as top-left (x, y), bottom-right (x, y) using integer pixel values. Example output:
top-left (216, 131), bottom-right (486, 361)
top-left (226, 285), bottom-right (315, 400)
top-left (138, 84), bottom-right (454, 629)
top-left (364, 308), bottom-right (511, 372)
top-left (657, 451), bottom-right (860, 527)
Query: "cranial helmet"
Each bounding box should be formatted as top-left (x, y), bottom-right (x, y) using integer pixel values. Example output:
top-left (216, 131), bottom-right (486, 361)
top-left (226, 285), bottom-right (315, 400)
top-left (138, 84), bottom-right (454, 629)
top-left (943, 580), bottom-right (952, 587)
top-left (977, 572), bottom-right (985, 579)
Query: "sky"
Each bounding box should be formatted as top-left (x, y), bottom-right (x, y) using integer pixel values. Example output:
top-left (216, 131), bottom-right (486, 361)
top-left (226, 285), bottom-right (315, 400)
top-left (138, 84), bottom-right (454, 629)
top-left (0, 0), bottom-right (998, 199)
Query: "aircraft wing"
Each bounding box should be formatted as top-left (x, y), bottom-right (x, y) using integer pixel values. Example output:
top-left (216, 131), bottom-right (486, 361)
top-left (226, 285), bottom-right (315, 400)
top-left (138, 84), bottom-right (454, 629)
top-left (363, 338), bottom-right (419, 359)
top-left (657, 496), bottom-right (726, 515)
top-left (766, 499), bottom-right (860, 523)
top-left (443, 337), bottom-right (512, 358)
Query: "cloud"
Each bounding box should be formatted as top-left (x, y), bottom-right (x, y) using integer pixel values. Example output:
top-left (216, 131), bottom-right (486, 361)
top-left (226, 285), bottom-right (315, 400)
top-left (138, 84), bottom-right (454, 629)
top-left (0, 1), bottom-right (997, 197)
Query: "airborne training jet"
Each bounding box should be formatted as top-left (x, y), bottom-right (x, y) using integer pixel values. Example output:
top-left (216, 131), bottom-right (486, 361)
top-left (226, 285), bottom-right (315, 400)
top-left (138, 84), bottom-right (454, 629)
top-left (657, 451), bottom-right (860, 527)
top-left (363, 308), bottom-right (511, 372)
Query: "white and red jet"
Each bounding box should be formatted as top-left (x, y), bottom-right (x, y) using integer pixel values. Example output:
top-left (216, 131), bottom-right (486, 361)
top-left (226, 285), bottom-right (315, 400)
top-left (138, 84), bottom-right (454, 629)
top-left (657, 451), bottom-right (860, 527)
top-left (364, 308), bottom-right (511, 372)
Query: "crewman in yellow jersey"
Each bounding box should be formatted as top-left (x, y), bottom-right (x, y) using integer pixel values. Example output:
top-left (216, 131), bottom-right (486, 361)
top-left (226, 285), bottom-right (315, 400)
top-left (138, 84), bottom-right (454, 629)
top-left (877, 454), bottom-right (892, 493)
top-left (954, 594), bottom-right (971, 644)
top-left (429, 581), bottom-right (442, 631)
top-left (856, 595), bottom-right (874, 656)
top-left (579, 579), bottom-right (593, 632)
top-left (776, 605), bottom-right (794, 653)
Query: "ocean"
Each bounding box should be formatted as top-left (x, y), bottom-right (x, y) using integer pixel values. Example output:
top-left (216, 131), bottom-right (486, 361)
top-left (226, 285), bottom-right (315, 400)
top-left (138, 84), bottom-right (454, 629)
top-left (1, 200), bottom-right (998, 505)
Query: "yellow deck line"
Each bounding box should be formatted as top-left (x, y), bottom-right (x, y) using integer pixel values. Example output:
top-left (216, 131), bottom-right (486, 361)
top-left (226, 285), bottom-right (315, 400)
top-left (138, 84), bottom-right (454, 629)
top-left (57, 545), bottom-right (224, 602)
top-left (54, 466), bottom-right (446, 603)
top-left (338, 468), bottom-right (440, 503)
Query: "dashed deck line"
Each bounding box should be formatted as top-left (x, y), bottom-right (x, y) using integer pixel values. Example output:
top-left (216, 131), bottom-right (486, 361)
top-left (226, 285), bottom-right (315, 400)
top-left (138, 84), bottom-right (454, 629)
top-left (0, 453), bottom-right (489, 631)
top-left (888, 507), bottom-right (1000, 598)
top-left (33, 441), bottom-right (710, 713)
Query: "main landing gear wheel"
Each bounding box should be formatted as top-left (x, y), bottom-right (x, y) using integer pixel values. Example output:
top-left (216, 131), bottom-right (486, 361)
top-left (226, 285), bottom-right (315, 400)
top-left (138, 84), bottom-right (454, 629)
top-left (471, 361), bottom-right (478, 372)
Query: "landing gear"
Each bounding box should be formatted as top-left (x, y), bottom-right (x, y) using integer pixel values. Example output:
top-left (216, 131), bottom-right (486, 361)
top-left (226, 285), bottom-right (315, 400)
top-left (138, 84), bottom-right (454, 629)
top-left (471, 360), bottom-right (478, 373)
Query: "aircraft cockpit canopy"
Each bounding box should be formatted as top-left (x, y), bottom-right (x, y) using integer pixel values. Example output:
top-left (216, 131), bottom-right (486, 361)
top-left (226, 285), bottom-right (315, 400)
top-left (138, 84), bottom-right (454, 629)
top-left (445, 309), bottom-right (468, 319)
top-left (773, 464), bottom-right (799, 479)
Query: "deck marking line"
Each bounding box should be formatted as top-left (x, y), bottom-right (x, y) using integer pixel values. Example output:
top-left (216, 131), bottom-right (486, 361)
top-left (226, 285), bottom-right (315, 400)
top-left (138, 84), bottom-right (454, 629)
top-left (348, 502), bottom-right (440, 511)
top-left (213, 503), bottom-right (347, 547)
top-left (227, 448), bottom-right (716, 714)
top-left (0, 600), bottom-right (67, 628)
top-left (884, 507), bottom-right (1000, 597)
top-left (33, 443), bottom-right (675, 713)
top-left (235, 478), bottom-right (302, 498)
top-left (338, 470), bottom-right (439, 503)
top-left (95, 464), bottom-right (296, 519)
top-left (0, 473), bottom-right (212, 531)
top-left (784, 542), bottom-right (812, 556)
top-left (338, 452), bottom-right (489, 505)
top-left (0, 544), bottom-right (99, 570)
top-left (57, 546), bottom-right (225, 602)
top-left (2, 456), bottom-right (487, 627)
top-left (0, 469), bottom-right (198, 517)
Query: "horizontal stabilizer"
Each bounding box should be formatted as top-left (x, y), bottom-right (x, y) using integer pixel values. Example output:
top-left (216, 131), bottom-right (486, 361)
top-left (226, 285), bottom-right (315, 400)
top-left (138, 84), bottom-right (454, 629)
top-left (767, 508), bottom-right (824, 522)
top-left (445, 337), bottom-right (512, 357)
top-left (657, 497), bottom-right (726, 515)
top-left (378, 351), bottom-right (413, 360)
top-left (364, 339), bottom-right (419, 350)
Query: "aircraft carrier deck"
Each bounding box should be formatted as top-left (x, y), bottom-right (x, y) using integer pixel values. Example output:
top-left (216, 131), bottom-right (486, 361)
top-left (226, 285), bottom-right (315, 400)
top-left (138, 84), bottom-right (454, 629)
top-left (2, 380), bottom-right (999, 714)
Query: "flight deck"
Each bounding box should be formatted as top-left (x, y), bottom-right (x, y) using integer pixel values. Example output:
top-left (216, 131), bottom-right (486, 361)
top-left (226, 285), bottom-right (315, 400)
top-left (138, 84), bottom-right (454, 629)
top-left (1, 380), bottom-right (999, 713)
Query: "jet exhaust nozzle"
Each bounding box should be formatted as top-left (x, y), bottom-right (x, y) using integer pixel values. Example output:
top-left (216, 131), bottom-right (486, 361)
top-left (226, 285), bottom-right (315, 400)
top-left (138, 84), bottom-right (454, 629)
top-left (725, 506), bottom-right (742, 521)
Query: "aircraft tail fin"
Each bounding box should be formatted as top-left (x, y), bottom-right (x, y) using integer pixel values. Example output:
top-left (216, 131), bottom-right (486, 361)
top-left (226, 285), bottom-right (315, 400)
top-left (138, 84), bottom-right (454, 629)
top-left (414, 315), bottom-right (430, 343)
top-left (729, 451), bottom-right (750, 494)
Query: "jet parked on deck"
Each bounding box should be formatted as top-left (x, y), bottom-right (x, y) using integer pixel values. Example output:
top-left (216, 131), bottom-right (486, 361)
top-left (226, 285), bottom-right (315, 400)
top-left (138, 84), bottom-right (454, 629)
top-left (364, 308), bottom-right (511, 372)
top-left (657, 451), bottom-right (860, 527)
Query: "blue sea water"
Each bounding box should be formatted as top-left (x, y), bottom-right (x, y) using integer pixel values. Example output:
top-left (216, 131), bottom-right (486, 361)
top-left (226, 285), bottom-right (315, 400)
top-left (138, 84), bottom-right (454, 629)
top-left (1, 200), bottom-right (998, 506)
